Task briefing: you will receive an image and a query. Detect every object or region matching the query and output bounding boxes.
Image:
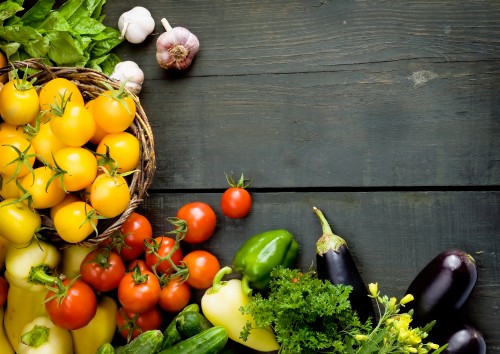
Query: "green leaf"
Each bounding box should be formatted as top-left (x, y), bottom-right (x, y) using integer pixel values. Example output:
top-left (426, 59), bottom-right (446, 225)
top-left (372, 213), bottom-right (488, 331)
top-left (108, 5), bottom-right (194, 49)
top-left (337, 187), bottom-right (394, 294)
top-left (87, 0), bottom-right (107, 19)
top-left (0, 1), bottom-right (23, 22)
top-left (36, 12), bottom-right (71, 32)
top-left (88, 52), bottom-right (119, 75)
top-left (21, 0), bottom-right (55, 25)
top-left (89, 27), bottom-right (122, 57)
top-left (0, 42), bottom-right (20, 58)
top-left (0, 25), bottom-right (43, 45)
top-left (45, 30), bottom-right (88, 66)
top-left (70, 16), bottom-right (106, 35)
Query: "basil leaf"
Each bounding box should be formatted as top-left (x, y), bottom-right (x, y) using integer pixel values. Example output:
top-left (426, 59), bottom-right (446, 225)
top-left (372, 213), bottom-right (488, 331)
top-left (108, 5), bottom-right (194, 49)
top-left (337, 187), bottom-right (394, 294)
top-left (21, 0), bottom-right (55, 24)
top-left (46, 30), bottom-right (88, 66)
top-left (70, 16), bottom-right (106, 35)
top-left (0, 1), bottom-right (23, 22)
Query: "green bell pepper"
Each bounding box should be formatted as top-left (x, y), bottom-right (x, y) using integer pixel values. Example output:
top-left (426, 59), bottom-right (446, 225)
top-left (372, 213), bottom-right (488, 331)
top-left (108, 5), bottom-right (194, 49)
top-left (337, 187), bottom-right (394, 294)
top-left (232, 229), bottom-right (299, 295)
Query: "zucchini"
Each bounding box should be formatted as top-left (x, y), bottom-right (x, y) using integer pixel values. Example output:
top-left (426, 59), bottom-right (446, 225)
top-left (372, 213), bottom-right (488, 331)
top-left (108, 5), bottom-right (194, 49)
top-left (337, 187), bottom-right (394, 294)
top-left (96, 343), bottom-right (115, 354)
top-left (176, 311), bottom-right (213, 338)
top-left (161, 303), bottom-right (200, 349)
top-left (157, 326), bottom-right (228, 354)
top-left (115, 329), bottom-right (163, 354)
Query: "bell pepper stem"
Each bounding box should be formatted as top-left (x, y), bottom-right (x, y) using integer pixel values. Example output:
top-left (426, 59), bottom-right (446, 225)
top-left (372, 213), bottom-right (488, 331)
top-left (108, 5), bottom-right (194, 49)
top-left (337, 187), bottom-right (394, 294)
top-left (211, 266), bottom-right (232, 293)
top-left (241, 275), bottom-right (253, 297)
top-left (21, 324), bottom-right (50, 348)
top-left (29, 265), bottom-right (58, 286)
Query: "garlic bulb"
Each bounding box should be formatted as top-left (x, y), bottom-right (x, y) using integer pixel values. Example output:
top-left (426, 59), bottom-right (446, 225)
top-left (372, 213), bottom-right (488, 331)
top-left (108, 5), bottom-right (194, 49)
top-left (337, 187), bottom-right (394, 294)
top-left (118, 7), bottom-right (155, 44)
top-left (110, 61), bottom-right (144, 95)
top-left (156, 18), bottom-right (200, 70)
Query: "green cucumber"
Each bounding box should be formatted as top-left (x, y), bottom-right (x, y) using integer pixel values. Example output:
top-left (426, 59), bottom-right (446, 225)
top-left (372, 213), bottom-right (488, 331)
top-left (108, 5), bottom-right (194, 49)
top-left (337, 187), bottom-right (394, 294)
top-left (161, 303), bottom-right (200, 349)
top-left (96, 343), bottom-right (115, 354)
top-left (176, 311), bottom-right (213, 338)
top-left (114, 329), bottom-right (163, 354)
top-left (157, 326), bottom-right (228, 354)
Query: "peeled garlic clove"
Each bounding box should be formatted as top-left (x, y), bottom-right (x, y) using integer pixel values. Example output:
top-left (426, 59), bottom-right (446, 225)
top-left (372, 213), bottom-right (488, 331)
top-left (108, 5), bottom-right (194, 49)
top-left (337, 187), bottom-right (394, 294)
top-left (156, 18), bottom-right (200, 70)
top-left (118, 6), bottom-right (155, 44)
top-left (111, 61), bottom-right (144, 95)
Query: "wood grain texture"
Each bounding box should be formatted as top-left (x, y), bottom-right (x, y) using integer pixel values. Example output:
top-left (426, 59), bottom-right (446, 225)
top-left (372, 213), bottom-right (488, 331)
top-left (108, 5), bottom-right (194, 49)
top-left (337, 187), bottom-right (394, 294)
top-left (101, 0), bottom-right (500, 189)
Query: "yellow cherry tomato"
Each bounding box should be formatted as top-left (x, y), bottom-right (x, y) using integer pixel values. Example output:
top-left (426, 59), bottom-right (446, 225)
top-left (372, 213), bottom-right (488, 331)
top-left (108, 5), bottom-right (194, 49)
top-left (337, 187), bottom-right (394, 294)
top-left (53, 200), bottom-right (98, 243)
top-left (93, 90), bottom-right (136, 133)
top-left (0, 136), bottom-right (36, 178)
top-left (0, 198), bottom-right (41, 244)
top-left (96, 132), bottom-right (140, 173)
top-left (90, 173), bottom-right (130, 218)
top-left (31, 121), bottom-right (68, 165)
top-left (0, 122), bottom-right (28, 143)
top-left (0, 78), bottom-right (40, 125)
top-left (39, 78), bottom-right (84, 112)
top-left (50, 193), bottom-right (81, 220)
top-left (86, 99), bottom-right (108, 145)
top-left (0, 173), bottom-right (20, 199)
top-left (52, 147), bottom-right (98, 192)
top-left (19, 166), bottom-right (66, 209)
top-left (49, 101), bottom-right (96, 147)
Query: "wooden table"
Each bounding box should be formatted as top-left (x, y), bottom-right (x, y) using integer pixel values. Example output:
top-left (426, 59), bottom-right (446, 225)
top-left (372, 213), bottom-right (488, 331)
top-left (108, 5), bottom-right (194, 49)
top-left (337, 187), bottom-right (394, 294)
top-left (104, 1), bottom-right (499, 352)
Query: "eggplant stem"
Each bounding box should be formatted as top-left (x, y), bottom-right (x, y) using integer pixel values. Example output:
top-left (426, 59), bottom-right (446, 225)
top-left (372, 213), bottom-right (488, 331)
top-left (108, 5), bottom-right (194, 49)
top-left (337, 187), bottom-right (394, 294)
top-left (313, 206), bottom-right (347, 256)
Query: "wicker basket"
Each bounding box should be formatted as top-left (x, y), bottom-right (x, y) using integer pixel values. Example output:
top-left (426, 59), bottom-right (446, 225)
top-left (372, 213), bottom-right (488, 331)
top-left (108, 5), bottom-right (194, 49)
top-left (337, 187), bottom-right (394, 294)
top-left (0, 59), bottom-right (156, 246)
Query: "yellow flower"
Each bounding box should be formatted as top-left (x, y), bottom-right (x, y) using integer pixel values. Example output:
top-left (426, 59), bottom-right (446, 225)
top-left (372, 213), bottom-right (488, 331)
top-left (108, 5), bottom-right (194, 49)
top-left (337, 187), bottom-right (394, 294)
top-left (354, 334), bottom-right (369, 341)
top-left (404, 346), bottom-right (418, 353)
top-left (427, 342), bottom-right (440, 350)
top-left (400, 294), bottom-right (414, 305)
top-left (389, 297), bottom-right (397, 311)
top-left (368, 283), bottom-right (379, 297)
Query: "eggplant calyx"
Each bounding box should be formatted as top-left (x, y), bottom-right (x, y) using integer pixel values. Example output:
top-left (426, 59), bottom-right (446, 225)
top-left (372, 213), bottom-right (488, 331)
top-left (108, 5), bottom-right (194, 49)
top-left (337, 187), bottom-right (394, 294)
top-left (313, 206), bottom-right (347, 255)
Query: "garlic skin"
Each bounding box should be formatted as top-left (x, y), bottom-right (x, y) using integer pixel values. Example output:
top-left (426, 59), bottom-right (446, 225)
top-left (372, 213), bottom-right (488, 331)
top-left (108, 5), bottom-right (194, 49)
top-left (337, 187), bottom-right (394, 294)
top-left (156, 18), bottom-right (200, 70)
top-left (110, 61), bottom-right (144, 95)
top-left (118, 7), bottom-right (155, 44)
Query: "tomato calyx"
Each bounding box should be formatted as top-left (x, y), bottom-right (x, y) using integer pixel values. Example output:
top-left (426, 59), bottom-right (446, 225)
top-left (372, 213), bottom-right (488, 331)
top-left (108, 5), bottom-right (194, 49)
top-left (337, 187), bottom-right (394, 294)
top-left (130, 264), bottom-right (151, 285)
top-left (11, 67), bottom-right (37, 91)
top-left (117, 308), bottom-right (142, 343)
top-left (47, 91), bottom-right (73, 118)
top-left (0, 142), bottom-right (37, 182)
top-left (29, 265), bottom-right (78, 305)
top-left (100, 80), bottom-right (134, 115)
top-left (83, 247), bottom-right (113, 270)
top-left (226, 172), bottom-right (252, 189)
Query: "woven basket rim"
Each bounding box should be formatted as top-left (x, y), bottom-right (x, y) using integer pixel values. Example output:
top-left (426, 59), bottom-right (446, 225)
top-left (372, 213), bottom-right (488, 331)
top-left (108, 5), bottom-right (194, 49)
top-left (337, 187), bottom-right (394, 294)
top-left (0, 59), bottom-right (156, 246)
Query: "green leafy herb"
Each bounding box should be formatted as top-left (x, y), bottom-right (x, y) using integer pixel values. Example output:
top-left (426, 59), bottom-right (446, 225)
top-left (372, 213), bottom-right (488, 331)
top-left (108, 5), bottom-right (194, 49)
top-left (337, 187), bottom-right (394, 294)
top-left (240, 266), bottom-right (371, 354)
top-left (0, 0), bottom-right (122, 74)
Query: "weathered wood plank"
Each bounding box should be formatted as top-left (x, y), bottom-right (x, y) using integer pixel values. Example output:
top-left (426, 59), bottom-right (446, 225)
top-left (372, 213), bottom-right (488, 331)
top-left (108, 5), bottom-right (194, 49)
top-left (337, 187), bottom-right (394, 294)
top-left (139, 191), bottom-right (500, 352)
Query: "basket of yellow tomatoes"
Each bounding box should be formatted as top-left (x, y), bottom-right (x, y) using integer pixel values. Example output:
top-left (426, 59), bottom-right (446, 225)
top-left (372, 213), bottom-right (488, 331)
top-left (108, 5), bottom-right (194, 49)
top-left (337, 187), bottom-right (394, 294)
top-left (0, 59), bottom-right (155, 246)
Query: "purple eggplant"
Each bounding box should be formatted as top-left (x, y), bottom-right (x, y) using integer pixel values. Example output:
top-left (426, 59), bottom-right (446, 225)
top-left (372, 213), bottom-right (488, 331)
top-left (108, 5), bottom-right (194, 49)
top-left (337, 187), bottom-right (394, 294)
top-left (433, 323), bottom-right (486, 354)
top-left (313, 207), bottom-right (375, 323)
top-left (404, 249), bottom-right (477, 327)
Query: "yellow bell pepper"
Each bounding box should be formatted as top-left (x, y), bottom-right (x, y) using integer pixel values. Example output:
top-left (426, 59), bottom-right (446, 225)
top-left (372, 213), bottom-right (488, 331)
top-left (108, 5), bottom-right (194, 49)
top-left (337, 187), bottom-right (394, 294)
top-left (201, 267), bottom-right (280, 352)
top-left (0, 306), bottom-right (15, 354)
top-left (18, 316), bottom-right (73, 354)
top-left (71, 295), bottom-right (118, 354)
top-left (0, 235), bottom-right (9, 270)
top-left (4, 240), bottom-right (60, 348)
top-left (60, 243), bottom-right (96, 279)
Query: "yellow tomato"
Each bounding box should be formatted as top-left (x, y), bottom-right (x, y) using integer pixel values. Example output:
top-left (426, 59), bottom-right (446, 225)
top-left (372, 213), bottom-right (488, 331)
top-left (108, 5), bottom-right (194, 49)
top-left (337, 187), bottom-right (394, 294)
top-left (0, 173), bottom-right (20, 199)
top-left (49, 101), bottom-right (96, 147)
top-left (96, 132), bottom-right (140, 173)
top-left (50, 193), bottom-right (81, 220)
top-left (39, 78), bottom-right (84, 112)
top-left (52, 147), bottom-right (98, 192)
top-left (31, 121), bottom-right (68, 165)
top-left (86, 99), bottom-right (108, 145)
top-left (93, 90), bottom-right (136, 133)
top-left (90, 174), bottom-right (130, 218)
top-left (0, 122), bottom-right (28, 143)
top-left (19, 166), bottom-right (66, 209)
top-left (0, 78), bottom-right (40, 125)
top-left (0, 199), bottom-right (41, 244)
top-left (53, 200), bottom-right (98, 243)
top-left (0, 136), bottom-right (36, 178)
top-left (0, 51), bottom-right (7, 84)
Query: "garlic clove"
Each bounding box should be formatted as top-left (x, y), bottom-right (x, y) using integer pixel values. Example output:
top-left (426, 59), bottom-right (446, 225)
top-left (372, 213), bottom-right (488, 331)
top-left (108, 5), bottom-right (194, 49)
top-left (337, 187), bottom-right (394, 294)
top-left (118, 6), bottom-right (155, 44)
top-left (111, 61), bottom-right (144, 95)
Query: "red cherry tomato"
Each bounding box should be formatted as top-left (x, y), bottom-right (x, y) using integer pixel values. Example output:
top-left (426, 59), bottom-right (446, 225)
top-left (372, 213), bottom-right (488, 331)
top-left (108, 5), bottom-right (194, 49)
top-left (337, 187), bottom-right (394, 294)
top-left (117, 268), bottom-right (161, 313)
top-left (144, 236), bottom-right (183, 275)
top-left (116, 212), bottom-right (153, 261)
top-left (221, 173), bottom-right (252, 218)
top-left (80, 249), bottom-right (126, 292)
top-left (0, 276), bottom-right (8, 307)
top-left (182, 250), bottom-right (221, 290)
top-left (116, 306), bottom-right (163, 342)
top-left (158, 277), bottom-right (191, 313)
top-left (176, 202), bottom-right (216, 244)
top-left (126, 259), bottom-right (151, 273)
top-left (45, 278), bottom-right (97, 330)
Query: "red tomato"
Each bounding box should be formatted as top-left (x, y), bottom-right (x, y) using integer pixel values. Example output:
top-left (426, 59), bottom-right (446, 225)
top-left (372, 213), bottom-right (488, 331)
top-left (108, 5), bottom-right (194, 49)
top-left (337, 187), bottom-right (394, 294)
top-left (145, 236), bottom-right (183, 275)
top-left (221, 173), bottom-right (252, 218)
top-left (176, 202), bottom-right (216, 244)
top-left (80, 249), bottom-right (126, 292)
top-left (45, 278), bottom-right (97, 330)
top-left (116, 306), bottom-right (163, 342)
top-left (117, 212), bottom-right (153, 261)
top-left (0, 276), bottom-right (8, 307)
top-left (117, 268), bottom-right (161, 313)
top-left (126, 259), bottom-right (151, 273)
top-left (158, 277), bottom-right (191, 313)
top-left (182, 250), bottom-right (221, 290)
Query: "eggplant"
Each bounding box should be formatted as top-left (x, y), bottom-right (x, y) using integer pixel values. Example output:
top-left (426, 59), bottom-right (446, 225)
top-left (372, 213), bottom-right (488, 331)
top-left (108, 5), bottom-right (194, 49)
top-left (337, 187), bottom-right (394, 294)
top-left (432, 323), bottom-right (486, 354)
top-left (313, 207), bottom-right (375, 323)
top-left (404, 249), bottom-right (477, 327)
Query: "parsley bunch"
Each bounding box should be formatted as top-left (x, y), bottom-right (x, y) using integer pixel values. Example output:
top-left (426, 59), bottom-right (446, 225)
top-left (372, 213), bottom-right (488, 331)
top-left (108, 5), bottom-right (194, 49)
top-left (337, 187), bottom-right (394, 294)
top-left (240, 266), bottom-right (371, 354)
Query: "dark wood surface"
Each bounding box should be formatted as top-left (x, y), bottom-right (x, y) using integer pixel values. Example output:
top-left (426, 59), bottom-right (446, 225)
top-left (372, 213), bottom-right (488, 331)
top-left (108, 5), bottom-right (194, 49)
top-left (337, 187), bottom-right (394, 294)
top-left (102, 0), bottom-right (499, 352)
